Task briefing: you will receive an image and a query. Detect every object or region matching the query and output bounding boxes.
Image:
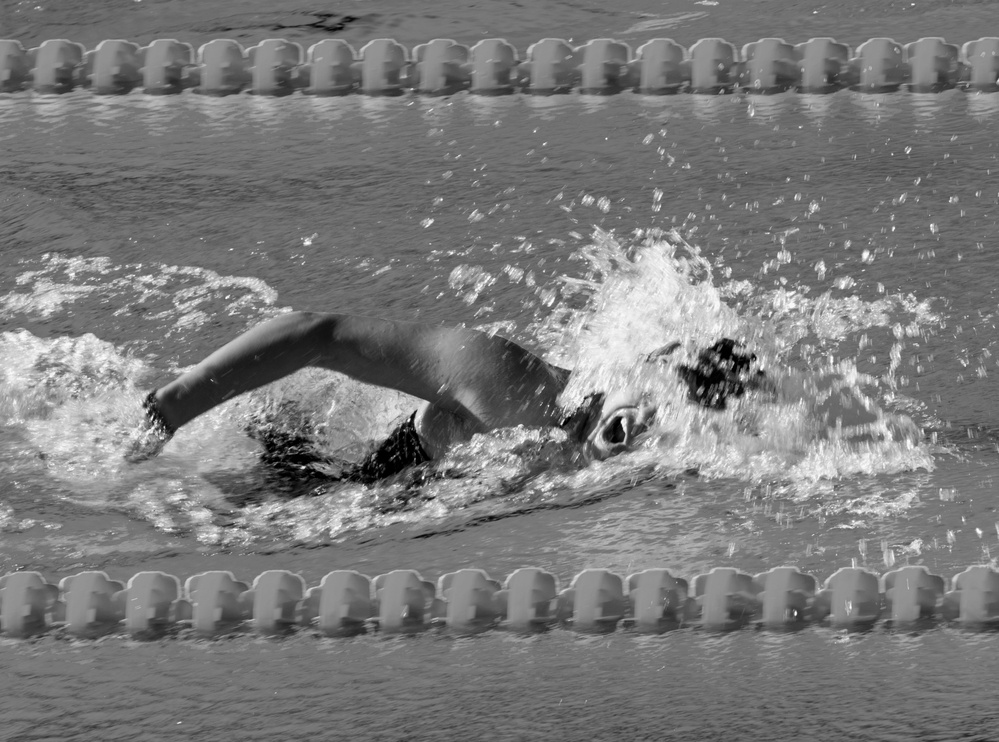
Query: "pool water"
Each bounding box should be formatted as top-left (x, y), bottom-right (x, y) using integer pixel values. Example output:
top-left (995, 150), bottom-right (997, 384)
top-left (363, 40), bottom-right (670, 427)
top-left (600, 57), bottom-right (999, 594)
top-left (3, 31), bottom-right (999, 742)
top-left (5, 628), bottom-right (999, 741)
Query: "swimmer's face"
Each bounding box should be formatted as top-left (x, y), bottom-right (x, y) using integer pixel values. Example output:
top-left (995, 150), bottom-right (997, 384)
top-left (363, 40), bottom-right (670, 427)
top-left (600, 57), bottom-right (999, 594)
top-left (583, 388), bottom-right (657, 461)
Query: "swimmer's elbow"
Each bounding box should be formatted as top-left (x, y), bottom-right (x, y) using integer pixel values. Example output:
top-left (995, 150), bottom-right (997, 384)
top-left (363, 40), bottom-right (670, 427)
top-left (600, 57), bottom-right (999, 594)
top-left (288, 311), bottom-right (347, 366)
top-left (248, 311), bottom-right (346, 370)
top-left (283, 310), bottom-right (333, 332)
top-left (298, 311), bottom-right (374, 372)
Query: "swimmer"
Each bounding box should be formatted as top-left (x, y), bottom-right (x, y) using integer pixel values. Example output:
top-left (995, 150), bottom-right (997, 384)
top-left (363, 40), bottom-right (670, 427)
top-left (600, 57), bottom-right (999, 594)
top-left (126, 311), bottom-right (768, 481)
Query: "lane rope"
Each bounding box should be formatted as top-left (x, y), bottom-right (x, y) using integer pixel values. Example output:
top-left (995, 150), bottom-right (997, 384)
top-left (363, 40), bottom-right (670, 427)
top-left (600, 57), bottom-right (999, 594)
top-left (1, 564), bottom-right (997, 637)
top-left (0, 36), bottom-right (997, 96)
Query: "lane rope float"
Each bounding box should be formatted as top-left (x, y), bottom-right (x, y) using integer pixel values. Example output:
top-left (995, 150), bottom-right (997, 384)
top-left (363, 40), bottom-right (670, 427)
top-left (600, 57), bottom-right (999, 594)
top-left (0, 36), bottom-right (997, 96)
top-left (1, 564), bottom-right (998, 638)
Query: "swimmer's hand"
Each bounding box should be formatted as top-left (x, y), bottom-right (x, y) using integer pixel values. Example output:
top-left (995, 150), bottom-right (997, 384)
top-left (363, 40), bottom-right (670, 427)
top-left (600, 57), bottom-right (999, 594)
top-left (123, 391), bottom-right (175, 463)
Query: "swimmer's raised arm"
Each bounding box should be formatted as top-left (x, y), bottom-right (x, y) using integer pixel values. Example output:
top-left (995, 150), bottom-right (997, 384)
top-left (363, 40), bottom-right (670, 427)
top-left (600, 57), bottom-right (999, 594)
top-left (129, 311), bottom-right (569, 461)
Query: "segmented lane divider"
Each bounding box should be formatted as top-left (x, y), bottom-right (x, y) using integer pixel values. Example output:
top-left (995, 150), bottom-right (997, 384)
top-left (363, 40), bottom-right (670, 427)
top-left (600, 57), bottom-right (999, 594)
top-left (1, 565), bottom-right (998, 638)
top-left (0, 36), bottom-right (998, 96)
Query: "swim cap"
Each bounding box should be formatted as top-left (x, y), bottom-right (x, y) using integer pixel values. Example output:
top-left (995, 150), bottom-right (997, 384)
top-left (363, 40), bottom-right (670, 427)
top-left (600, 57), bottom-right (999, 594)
top-left (672, 339), bottom-right (766, 410)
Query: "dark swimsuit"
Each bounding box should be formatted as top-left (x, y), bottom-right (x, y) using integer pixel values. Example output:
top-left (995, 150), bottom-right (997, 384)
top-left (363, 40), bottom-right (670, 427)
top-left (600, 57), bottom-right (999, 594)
top-left (339, 412), bottom-right (431, 484)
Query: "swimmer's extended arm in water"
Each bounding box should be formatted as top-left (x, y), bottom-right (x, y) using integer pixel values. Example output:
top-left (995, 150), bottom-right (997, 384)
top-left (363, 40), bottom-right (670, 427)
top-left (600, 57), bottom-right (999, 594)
top-left (126, 311), bottom-right (566, 462)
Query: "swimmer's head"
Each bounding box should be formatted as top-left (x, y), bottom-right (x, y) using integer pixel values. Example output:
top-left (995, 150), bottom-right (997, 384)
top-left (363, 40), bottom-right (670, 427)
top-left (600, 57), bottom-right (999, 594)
top-left (565, 338), bottom-right (769, 461)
